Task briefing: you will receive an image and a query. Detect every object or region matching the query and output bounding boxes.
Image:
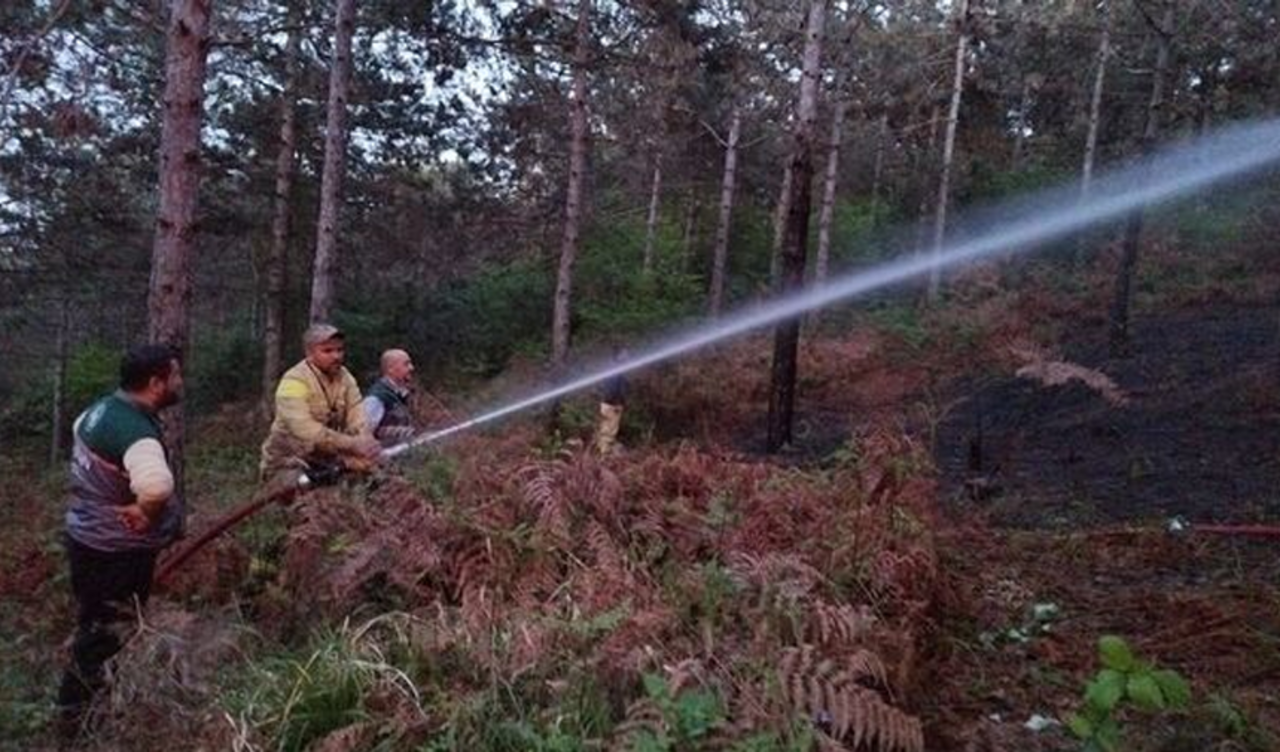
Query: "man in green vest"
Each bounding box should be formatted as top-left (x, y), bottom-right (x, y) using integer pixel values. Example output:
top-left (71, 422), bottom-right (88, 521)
top-left (363, 348), bottom-right (418, 446)
top-left (260, 324), bottom-right (381, 481)
top-left (56, 343), bottom-right (184, 730)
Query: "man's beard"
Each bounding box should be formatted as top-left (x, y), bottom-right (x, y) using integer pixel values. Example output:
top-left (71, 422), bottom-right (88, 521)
top-left (157, 388), bottom-right (181, 409)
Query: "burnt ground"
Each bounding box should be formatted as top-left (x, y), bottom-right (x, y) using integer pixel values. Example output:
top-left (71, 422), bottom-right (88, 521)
top-left (937, 302), bottom-right (1280, 528)
top-left (926, 302), bottom-right (1280, 751)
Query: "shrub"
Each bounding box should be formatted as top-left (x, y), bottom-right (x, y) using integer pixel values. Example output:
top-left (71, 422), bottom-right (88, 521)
top-left (1067, 635), bottom-right (1191, 752)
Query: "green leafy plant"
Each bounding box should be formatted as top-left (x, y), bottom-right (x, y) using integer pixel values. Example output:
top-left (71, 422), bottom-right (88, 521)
top-left (1067, 635), bottom-right (1191, 751)
top-left (629, 673), bottom-right (725, 751)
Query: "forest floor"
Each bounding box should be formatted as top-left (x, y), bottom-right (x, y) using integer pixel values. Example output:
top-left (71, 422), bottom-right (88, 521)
top-left (5, 251), bottom-right (1280, 750)
top-left (924, 298), bottom-right (1280, 751)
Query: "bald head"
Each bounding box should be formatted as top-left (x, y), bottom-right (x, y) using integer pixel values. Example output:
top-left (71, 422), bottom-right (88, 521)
top-left (381, 349), bottom-right (414, 386)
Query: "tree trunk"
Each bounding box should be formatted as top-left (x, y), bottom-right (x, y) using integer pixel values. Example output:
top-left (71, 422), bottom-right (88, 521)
top-left (49, 299), bottom-right (69, 466)
top-left (915, 104), bottom-right (941, 256)
top-left (871, 111), bottom-right (887, 202)
top-left (262, 3), bottom-right (301, 416)
top-left (551, 0), bottom-right (591, 368)
top-left (1109, 4), bottom-right (1172, 354)
top-left (708, 107), bottom-right (741, 317)
top-left (1080, 2), bottom-right (1111, 198)
top-left (814, 97), bottom-right (847, 285)
top-left (766, 0), bottom-right (826, 453)
top-left (308, 0), bottom-right (356, 324)
top-left (768, 164), bottom-right (794, 290)
top-left (642, 162), bottom-right (662, 272)
top-left (681, 193), bottom-right (699, 269)
top-left (147, 0), bottom-right (213, 496)
top-left (928, 0), bottom-right (970, 302)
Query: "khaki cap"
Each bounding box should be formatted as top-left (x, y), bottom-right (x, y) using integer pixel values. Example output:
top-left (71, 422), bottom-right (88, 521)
top-left (302, 323), bottom-right (344, 347)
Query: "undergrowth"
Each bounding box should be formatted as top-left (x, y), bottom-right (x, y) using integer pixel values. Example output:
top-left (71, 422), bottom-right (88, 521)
top-left (69, 425), bottom-right (935, 751)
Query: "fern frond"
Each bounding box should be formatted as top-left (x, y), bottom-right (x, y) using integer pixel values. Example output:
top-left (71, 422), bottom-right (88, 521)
top-left (777, 645), bottom-right (921, 752)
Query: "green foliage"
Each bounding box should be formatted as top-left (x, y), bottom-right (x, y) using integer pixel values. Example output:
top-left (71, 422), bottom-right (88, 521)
top-left (225, 624), bottom-right (412, 752)
top-left (862, 302), bottom-right (931, 351)
top-left (405, 452), bottom-right (459, 501)
top-left (417, 670), bottom-right (613, 752)
top-left (65, 342), bottom-right (119, 414)
top-left (420, 258), bottom-right (553, 378)
top-left (1153, 189), bottom-right (1263, 252)
top-left (723, 203), bottom-right (775, 299)
top-left (1068, 635), bottom-right (1191, 752)
top-left (334, 306), bottom-right (409, 383)
top-left (0, 635), bottom-right (54, 746)
top-left (576, 217), bottom-right (703, 337)
top-left (0, 341), bottom-right (116, 442)
top-left (970, 164), bottom-right (1070, 202)
top-left (826, 197), bottom-right (895, 268)
top-left (186, 322), bottom-right (262, 411)
top-left (629, 673), bottom-right (726, 751)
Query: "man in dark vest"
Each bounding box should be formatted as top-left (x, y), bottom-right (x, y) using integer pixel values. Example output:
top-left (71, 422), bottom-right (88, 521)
top-left (56, 344), bottom-right (184, 730)
top-left (363, 348), bottom-right (417, 446)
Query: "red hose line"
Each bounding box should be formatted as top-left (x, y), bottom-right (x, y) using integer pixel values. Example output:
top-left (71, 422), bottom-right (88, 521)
top-left (154, 479), bottom-right (306, 584)
top-left (1189, 523), bottom-right (1280, 538)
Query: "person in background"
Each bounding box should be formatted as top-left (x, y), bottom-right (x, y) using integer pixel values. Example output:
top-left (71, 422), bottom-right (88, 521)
top-left (363, 348), bottom-right (418, 446)
top-left (259, 324), bottom-right (380, 482)
top-left (56, 344), bottom-right (185, 730)
top-left (594, 347), bottom-right (629, 454)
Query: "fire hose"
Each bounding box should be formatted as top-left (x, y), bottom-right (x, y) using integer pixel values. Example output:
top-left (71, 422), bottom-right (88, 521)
top-left (154, 464), bottom-right (342, 584)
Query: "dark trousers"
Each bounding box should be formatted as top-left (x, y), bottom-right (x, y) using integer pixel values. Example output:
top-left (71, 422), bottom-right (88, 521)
top-left (56, 535), bottom-right (158, 712)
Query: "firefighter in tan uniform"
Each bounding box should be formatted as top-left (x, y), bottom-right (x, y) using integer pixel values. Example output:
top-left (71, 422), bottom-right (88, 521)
top-left (260, 324), bottom-right (381, 481)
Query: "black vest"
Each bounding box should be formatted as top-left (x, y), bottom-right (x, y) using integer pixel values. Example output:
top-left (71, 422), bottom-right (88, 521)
top-left (366, 378), bottom-right (413, 441)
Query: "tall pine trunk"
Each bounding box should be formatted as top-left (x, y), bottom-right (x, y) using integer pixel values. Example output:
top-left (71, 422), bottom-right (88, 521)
top-left (871, 111), bottom-right (888, 202)
top-left (928, 0), bottom-right (969, 302)
top-left (551, 0), bottom-right (591, 368)
top-left (1080, 2), bottom-right (1111, 198)
top-left (681, 193), bottom-right (699, 268)
top-left (49, 299), bottom-right (69, 466)
top-left (309, 0), bottom-right (356, 323)
top-left (642, 163), bottom-right (662, 272)
top-left (708, 107), bottom-right (741, 316)
top-left (914, 104), bottom-right (941, 256)
top-left (148, 0), bottom-right (213, 495)
top-left (262, 3), bottom-right (301, 415)
top-left (766, 0), bottom-right (826, 452)
top-left (814, 96), bottom-right (847, 285)
top-left (768, 165), bottom-right (794, 291)
top-left (1109, 4), bottom-right (1172, 354)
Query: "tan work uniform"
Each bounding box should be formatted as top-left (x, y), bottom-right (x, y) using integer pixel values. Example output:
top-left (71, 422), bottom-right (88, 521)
top-left (260, 359), bottom-right (371, 478)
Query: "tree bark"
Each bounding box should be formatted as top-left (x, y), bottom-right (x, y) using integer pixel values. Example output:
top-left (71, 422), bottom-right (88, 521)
top-left (768, 164), bottom-right (794, 291)
top-left (642, 162), bottom-right (662, 272)
top-left (49, 299), bottom-right (69, 466)
top-left (766, 0), bottom-right (826, 452)
top-left (1080, 2), bottom-right (1111, 199)
top-left (681, 193), bottom-right (699, 269)
top-left (1109, 4), bottom-right (1173, 354)
top-left (814, 97), bottom-right (847, 285)
top-left (147, 0), bottom-right (213, 496)
top-left (871, 111), bottom-right (887, 202)
top-left (915, 104), bottom-right (941, 256)
top-left (308, 0), bottom-right (356, 324)
top-left (708, 107), bottom-right (741, 317)
top-left (551, 0), bottom-right (591, 368)
top-left (262, 2), bottom-right (301, 416)
top-left (928, 0), bottom-right (970, 302)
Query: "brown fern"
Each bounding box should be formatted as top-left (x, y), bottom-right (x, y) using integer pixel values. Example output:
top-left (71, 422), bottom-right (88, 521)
top-left (777, 645), bottom-right (922, 752)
